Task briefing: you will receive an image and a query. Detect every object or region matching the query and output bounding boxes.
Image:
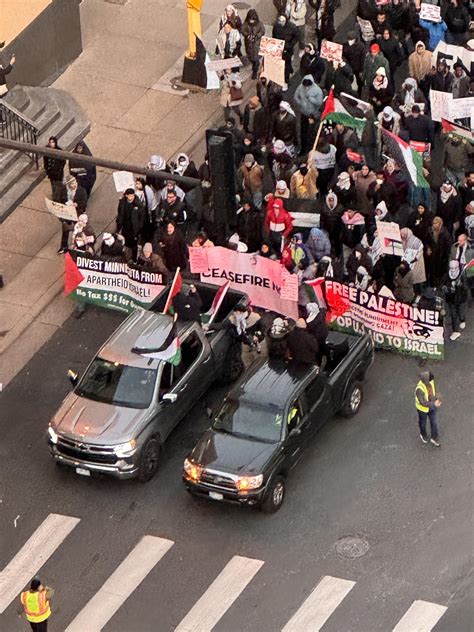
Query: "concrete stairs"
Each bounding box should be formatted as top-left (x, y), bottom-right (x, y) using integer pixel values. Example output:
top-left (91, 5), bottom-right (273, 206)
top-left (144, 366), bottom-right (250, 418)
top-left (0, 85), bottom-right (90, 222)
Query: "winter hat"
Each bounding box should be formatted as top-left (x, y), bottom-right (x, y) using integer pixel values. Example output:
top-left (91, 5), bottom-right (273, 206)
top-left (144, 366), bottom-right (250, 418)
top-left (277, 15), bottom-right (286, 24)
top-left (295, 317), bottom-right (307, 329)
top-left (375, 201), bottom-right (388, 218)
top-left (143, 242), bottom-right (153, 254)
top-left (383, 106), bottom-right (394, 120)
top-left (306, 302), bottom-right (320, 323)
top-left (412, 104), bottom-right (421, 113)
top-left (448, 259), bottom-right (460, 279)
top-left (279, 101), bottom-right (295, 116)
top-left (270, 317), bottom-right (288, 339)
top-left (77, 213), bottom-right (88, 224)
top-left (273, 139), bottom-right (286, 154)
top-left (370, 43), bottom-right (380, 54)
top-left (375, 66), bottom-right (386, 77)
top-left (148, 154), bottom-right (166, 171)
top-left (244, 153), bottom-right (255, 163)
top-left (276, 180), bottom-right (287, 191)
top-left (305, 43), bottom-right (316, 54)
top-left (103, 233), bottom-right (114, 246)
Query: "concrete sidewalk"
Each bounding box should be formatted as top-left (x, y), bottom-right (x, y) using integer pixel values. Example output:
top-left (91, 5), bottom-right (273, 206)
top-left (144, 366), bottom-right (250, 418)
top-left (0, 0), bottom-right (351, 389)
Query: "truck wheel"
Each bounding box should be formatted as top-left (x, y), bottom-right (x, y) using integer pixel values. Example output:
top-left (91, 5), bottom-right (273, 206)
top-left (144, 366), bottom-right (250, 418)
top-left (219, 343), bottom-right (244, 385)
top-left (137, 437), bottom-right (161, 483)
top-left (342, 381), bottom-right (363, 417)
top-left (261, 475), bottom-right (285, 513)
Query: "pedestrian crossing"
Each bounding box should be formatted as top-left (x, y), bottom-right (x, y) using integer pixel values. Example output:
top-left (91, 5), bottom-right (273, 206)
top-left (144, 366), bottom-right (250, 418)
top-left (3, 513), bottom-right (449, 631)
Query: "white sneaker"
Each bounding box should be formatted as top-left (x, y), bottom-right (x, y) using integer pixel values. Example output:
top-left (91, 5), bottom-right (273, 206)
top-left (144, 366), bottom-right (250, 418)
top-left (450, 331), bottom-right (461, 341)
top-left (459, 322), bottom-right (466, 330)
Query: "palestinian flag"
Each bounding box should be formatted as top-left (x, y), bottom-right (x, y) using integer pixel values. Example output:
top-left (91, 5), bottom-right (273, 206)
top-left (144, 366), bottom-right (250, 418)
top-left (162, 268), bottom-right (182, 314)
top-left (304, 278), bottom-right (325, 305)
top-left (201, 281), bottom-right (231, 325)
top-left (464, 259), bottom-right (474, 277)
top-left (131, 321), bottom-right (182, 365)
top-left (442, 118), bottom-right (474, 144)
top-left (380, 128), bottom-right (429, 189)
top-left (321, 88), bottom-right (366, 135)
top-left (321, 88), bottom-right (335, 120)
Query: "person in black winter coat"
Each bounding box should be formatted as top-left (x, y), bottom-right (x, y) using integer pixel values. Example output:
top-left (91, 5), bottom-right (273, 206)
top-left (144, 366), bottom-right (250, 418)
top-left (172, 285), bottom-right (202, 323)
top-left (310, 0), bottom-right (338, 48)
top-left (445, 0), bottom-right (470, 45)
top-left (403, 105), bottom-right (434, 145)
top-left (367, 172), bottom-right (399, 212)
top-left (346, 244), bottom-right (373, 283)
top-left (287, 318), bottom-right (320, 366)
top-left (44, 136), bottom-right (66, 201)
top-left (407, 203), bottom-right (433, 245)
top-left (436, 181), bottom-right (462, 237)
top-left (424, 216), bottom-right (452, 288)
top-left (160, 191), bottom-right (187, 230)
top-left (427, 60), bottom-right (454, 93)
top-left (300, 43), bottom-right (326, 84)
top-left (242, 9), bottom-right (265, 79)
top-left (272, 16), bottom-right (298, 84)
top-left (116, 188), bottom-right (145, 261)
top-left (68, 140), bottom-right (97, 196)
top-left (237, 197), bottom-right (262, 253)
top-left (243, 96), bottom-right (267, 144)
top-left (342, 32), bottom-right (366, 95)
top-left (379, 28), bottom-right (404, 78)
top-left (305, 302), bottom-right (328, 363)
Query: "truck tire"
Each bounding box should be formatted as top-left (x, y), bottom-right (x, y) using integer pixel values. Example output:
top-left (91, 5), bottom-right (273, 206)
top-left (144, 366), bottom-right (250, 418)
top-left (137, 436), bottom-right (161, 483)
top-left (261, 475), bottom-right (286, 513)
top-left (218, 341), bottom-right (244, 385)
top-left (341, 381), bottom-right (363, 417)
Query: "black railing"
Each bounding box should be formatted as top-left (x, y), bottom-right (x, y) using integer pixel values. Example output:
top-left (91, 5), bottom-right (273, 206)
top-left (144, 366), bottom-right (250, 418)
top-left (0, 102), bottom-right (39, 167)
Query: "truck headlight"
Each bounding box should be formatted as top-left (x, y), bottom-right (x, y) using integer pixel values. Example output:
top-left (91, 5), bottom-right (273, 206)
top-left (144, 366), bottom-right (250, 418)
top-left (184, 457), bottom-right (202, 482)
top-left (48, 425), bottom-right (58, 444)
top-left (114, 439), bottom-right (137, 457)
top-left (236, 474), bottom-right (263, 491)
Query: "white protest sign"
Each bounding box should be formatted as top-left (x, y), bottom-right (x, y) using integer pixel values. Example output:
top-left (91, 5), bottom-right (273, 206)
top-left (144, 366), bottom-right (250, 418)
top-left (320, 40), bottom-right (343, 63)
top-left (259, 37), bottom-right (284, 59)
top-left (376, 220), bottom-right (404, 257)
top-left (429, 89), bottom-right (453, 122)
top-left (206, 56), bottom-right (242, 72)
top-left (433, 41), bottom-right (474, 71)
top-left (263, 55), bottom-right (285, 87)
top-left (113, 171), bottom-right (135, 192)
top-left (448, 96), bottom-right (474, 121)
top-left (420, 3), bottom-right (441, 22)
top-left (45, 198), bottom-right (78, 222)
top-left (357, 16), bottom-right (374, 42)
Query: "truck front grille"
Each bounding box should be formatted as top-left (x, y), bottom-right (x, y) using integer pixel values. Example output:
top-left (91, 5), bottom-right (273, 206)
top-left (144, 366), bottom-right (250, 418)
top-left (201, 470), bottom-right (236, 490)
top-left (56, 437), bottom-right (118, 465)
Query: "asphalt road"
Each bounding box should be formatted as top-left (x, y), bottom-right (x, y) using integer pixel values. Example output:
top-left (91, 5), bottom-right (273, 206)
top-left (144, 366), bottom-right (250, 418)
top-left (0, 304), bottom-right (472, 632)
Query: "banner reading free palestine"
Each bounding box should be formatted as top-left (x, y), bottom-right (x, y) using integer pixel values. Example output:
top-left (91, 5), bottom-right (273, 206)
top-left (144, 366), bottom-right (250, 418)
top-left (325, 281), bottom-right (444, 360)
top-left (64, 251), bottom-right (166, 313)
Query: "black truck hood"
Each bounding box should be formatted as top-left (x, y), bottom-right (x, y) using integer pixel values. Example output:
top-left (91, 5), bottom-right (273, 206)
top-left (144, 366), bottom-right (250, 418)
top-left (191, 429), bottom-right (277, 476)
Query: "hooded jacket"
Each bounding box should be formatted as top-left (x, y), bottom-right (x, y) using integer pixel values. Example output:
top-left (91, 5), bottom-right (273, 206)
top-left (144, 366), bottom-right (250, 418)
top-left (300, 44), bottom-right (326, 83)
top-left (241, 10), bottom-right (265, 60)
top-left (408, 42), bottom-right (432, 83)
top-left (419, 18), bottom-right (447, 52)
top-left (305, 228), bottom-right (331, 262)
top-left (362, 51), bottom-right (390, 86)
top-left (294, 75), bottom-right (323, 117)
top-left (264, 197), bottom-right (294, 236)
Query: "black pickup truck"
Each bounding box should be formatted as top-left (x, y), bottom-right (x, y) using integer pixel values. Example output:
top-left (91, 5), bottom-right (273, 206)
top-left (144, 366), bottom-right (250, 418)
top-left (183, 331), bottom-right (374, 512)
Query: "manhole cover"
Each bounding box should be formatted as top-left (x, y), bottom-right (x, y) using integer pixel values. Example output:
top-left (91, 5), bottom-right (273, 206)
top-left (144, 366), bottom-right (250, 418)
top-left (335, 536), bottom-right (370, 559)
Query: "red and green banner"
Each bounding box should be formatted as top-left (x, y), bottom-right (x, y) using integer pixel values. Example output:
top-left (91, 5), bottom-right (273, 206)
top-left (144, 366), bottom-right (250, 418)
top-left (64, 251), bottom-right (166, 313)
top-left (325, 281), bottom-right (444, 360)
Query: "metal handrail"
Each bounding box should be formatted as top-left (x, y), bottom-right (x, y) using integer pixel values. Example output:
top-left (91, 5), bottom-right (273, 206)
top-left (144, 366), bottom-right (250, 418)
top-left (0, 101), bottom-right (39, 167)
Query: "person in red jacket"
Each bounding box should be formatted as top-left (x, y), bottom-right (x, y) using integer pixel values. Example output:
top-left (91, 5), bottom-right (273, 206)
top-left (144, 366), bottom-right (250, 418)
top-left (264, 197), bottom-right (293, 254)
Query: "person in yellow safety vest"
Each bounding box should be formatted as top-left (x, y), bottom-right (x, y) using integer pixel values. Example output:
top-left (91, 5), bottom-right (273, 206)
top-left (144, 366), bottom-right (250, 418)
top-left (287, 402), bottom-right (301, 433)
top-left (19, 578), bottom-right (53, 632)
top-left (415, 371), bottom-right (442, 447)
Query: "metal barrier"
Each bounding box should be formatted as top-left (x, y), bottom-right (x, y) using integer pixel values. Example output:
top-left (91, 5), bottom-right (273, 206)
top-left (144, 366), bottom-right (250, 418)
top-left (0, 101), bottom-right (39, 167)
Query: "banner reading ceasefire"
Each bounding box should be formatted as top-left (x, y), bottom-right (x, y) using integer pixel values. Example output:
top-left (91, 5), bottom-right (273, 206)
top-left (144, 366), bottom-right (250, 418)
top-left (190, 246), bottom-right (299, 319)
top-left (64, 251), bottom-right (166, 313)
top-left (325, 281), bottom-right (444, 359)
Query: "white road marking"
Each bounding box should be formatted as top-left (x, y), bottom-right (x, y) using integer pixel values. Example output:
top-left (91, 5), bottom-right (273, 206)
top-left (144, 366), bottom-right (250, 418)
top-left (392, 600), bottom-right (448, 632)
top-left (0, 513), bottom-right (80, 613)
top-left (175, 555), bottom-right (264, 632)
top-left (65, 535), bottom-right (174, 631)
top-left (282, 575), bottom-right (356, 632)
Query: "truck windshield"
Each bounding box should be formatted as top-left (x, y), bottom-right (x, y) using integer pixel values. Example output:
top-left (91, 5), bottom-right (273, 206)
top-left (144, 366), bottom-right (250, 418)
top-left (76, 357), bottom-right (157, 408)
top-left (213, 399), bottom-right (282, 443)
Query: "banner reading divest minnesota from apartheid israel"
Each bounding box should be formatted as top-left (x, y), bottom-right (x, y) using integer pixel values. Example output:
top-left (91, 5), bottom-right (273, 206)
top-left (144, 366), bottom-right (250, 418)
top-left (325, 281), bottom-right (444, 359)
top-left (190, 246), bottom-right (299, 319)
top-left (64, 251), bottom-right (166, 313)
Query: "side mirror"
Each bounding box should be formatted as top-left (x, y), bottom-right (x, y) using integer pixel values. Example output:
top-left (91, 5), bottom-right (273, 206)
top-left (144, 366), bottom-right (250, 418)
top-left (162, 393), bottom-right (177, 404)
top-left (67, 369), bottom-right (78, 387)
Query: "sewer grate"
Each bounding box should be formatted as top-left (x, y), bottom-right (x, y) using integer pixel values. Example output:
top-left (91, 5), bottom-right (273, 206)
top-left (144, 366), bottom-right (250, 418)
top-left (335, 536), bottom-right (370, 559)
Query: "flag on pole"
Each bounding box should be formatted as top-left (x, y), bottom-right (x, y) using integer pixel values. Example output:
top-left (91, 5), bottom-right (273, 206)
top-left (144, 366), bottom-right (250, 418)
top-left (380, 128), bottom-right (429, 188)
top-left (441, 118), bottom-right (474, 144)
top-left (321, 88), bottom-right (335, 120)
top-left (201, 281), bottom-right (231, 325)
top-left (321, 88), bottom-right (366, 134)
top-left (131, 321), bottom-right (182, 365)
top-left (162, 268), bottom-right (182, 314)
top-left (304, 277), bottom-right (326, 305)
top-left (464, 259), bottom-right (474, 277)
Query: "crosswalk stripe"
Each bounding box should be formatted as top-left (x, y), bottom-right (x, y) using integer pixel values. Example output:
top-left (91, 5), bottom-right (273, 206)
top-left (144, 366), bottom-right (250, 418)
top-left (0, 512), bottom-right (80, 614)
top-left (282, 575), bottom-right (356, 632)
top-left (392, 599), bottom-right (447, 632)
top-left (175, 555), bottom-right (264, 632)
top-left (65, 535), bottom-right (173, 631)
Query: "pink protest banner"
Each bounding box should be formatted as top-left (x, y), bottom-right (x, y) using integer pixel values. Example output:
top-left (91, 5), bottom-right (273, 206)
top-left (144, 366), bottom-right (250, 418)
top-left (188, 246), bottom-right (209, 273)
top-left (192, 246), bottom-right (298, 318)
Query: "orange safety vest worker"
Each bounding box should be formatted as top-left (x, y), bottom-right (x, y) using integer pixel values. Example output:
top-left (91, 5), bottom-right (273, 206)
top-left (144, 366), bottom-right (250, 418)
top-left (20, 590), bottom-right (51, 623)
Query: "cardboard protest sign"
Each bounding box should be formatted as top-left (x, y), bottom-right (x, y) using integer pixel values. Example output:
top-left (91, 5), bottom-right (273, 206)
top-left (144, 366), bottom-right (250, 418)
top-left (376, 220), bottom-right (404, 257)
top-left (190, 246), bottom-right (298, 318)
top-left (206, 57), bottom-right (242, 72)
top-left (433, 41), bottom-right (474, 74)
top-left (263, 55), bottom-right (285, 87)
top-left (113, 171), bottom-right (135, 193)
top-left (45, 198), bottom-right (78, 222)
top-left (325, 281), bottom-right (444, 359)
top-left (420, 3), bottom-right (441, 22)
top-left (447, 96), bottom-right (474, 121)
top-left (429, 89), bottom-right (453, 122)
top-left (357, 16), bottom-right (375, 42)
top-left (64, 251), bottom-right (166, 313)
top-left (259, 37), bottom-right (284, 59)
top-left (320, 40), bottom-right (343, 63)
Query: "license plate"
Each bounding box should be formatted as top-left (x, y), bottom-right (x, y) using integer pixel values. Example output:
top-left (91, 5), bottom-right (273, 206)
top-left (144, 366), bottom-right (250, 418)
top-left (76, 467), bottom-right (91, 477)
top-left (209, 491), bottom-right (223, 501)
